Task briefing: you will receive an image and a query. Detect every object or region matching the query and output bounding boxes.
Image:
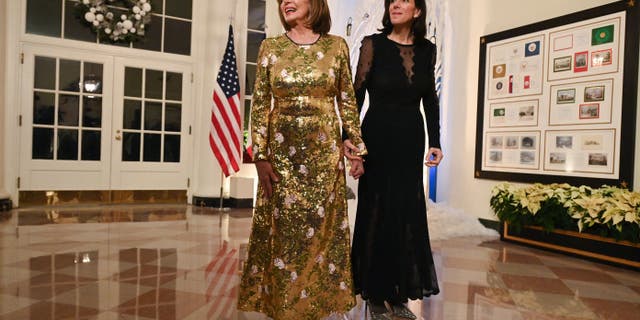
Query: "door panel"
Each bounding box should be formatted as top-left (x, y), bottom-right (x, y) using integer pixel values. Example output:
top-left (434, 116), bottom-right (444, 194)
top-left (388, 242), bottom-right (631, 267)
top-left (110, 58), bottom-right (191, 190)
top-left (20, 45), bottom-right (192, 191)
top-left (20, 45), bottom-right (113, 190)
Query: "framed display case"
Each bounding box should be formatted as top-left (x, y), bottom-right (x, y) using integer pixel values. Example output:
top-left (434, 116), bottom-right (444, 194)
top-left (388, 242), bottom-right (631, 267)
top-left (475, 0), bottom-right (639, 188)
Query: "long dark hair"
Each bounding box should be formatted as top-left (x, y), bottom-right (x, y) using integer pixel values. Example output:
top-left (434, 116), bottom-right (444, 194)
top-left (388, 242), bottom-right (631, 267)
top-left (380, 0), bottom-right (427, 41)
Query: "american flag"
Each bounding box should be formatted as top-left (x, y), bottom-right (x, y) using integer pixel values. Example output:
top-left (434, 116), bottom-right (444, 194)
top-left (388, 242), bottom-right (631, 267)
top-left (204, 241), bottom-right (239, 319)
top-left (210, 25), bottom-right (242, 176)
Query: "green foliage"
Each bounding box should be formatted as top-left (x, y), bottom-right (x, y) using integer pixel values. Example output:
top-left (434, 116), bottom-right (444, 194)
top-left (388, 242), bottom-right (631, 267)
top-left (490, 182), bottom-right (640, 243)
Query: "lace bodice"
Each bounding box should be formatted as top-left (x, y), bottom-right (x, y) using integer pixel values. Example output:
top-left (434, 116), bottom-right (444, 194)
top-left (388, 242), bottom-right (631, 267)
top-left (353, 33), bottom-right (441, 148)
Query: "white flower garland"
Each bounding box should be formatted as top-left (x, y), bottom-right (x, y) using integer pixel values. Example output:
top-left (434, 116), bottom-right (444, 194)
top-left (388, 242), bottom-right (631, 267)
top-left (78, 0), bottom-right (152, 42)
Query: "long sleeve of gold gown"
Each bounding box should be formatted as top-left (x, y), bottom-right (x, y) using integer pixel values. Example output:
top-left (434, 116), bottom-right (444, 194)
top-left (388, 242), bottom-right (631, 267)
top-left (239, 34), bottom-right (365, 320)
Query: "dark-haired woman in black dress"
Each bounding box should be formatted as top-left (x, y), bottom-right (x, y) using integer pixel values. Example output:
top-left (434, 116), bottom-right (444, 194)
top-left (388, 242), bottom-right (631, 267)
top-left (345, 0), bottom-right (443, 319)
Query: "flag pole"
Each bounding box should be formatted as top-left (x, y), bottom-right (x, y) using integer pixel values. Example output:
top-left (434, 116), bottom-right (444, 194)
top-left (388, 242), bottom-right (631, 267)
top-left (217, 172), bottom-right (231, 210)
top-left (218, 172), bottom-right (226, 211)
top-left (218, 171), bottom-right (230, 227)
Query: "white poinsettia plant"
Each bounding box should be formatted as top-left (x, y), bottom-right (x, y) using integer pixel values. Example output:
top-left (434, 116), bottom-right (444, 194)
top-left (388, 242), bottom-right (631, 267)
top-left (565, 185), bottom-right (640, 232)
top-left (490, 182), bottom-right (640, 242)
top-left (78, 0), bottom-right (152, 42)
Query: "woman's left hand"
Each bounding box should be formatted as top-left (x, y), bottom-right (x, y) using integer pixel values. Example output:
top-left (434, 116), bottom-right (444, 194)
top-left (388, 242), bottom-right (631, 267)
top-left (349, 159), bottom-right (364, 179)
top-left (425, 148), bottom-right (443, 167)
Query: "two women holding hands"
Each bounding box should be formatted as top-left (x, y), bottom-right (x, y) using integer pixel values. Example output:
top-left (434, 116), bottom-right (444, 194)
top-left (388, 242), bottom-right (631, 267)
top-left (239, 0), bottom-right (442, 319)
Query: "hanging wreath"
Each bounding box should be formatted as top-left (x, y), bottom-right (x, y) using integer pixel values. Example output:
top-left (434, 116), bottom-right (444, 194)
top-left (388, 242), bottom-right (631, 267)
top-left (76, 0), bottom-right (153, 43)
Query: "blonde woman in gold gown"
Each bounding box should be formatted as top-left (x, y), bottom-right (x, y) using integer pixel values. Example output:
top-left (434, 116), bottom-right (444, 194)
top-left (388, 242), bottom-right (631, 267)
top-left (237, 0), bottom-right (367, 319)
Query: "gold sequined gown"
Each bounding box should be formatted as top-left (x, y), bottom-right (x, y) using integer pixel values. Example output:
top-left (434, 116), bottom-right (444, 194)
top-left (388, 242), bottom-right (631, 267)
top-left (238, 34), bottom-right (365, 320)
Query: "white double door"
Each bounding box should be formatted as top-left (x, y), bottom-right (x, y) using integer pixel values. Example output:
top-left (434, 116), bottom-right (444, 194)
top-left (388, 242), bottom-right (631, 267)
top-left (19, 44), bottom-right (192, 190)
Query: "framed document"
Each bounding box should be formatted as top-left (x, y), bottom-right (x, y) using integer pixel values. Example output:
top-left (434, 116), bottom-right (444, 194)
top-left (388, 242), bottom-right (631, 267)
top-left (475, 1), bottom-right (639, 188)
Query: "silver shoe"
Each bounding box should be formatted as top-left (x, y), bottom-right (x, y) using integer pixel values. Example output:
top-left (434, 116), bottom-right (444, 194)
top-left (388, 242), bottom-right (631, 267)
top-left (392, 304), bottom-right (417, 319)
top-left (365, 301), bottom-right (392, 320)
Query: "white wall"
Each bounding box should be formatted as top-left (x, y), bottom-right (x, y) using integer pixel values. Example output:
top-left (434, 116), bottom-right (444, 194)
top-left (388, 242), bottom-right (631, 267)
top-left (0, 0), bottom-right (6, 200)
top-left (438, 0), bottom-right (640, 220)
top-left (328, 0), bottom-right (358, 38)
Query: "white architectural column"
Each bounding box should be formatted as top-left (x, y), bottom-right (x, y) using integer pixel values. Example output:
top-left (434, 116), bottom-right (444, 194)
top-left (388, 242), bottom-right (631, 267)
top-left (0, 0), bottom-right (10, 209)
top-left (191, 0), bottom-right (279, 204)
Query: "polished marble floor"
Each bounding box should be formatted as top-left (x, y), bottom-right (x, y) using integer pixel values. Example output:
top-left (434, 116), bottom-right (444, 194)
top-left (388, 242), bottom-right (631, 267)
top-left (0, 205), bottom-right (638, 319)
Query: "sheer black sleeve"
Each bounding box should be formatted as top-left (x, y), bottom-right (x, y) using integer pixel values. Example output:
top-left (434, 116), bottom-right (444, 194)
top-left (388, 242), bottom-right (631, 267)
top-left (342, 36), bottom-right (374, 141)
top-left (423, 41), bottom-right (441, 149)
top-left (354, 36), bottom-right (374, 110)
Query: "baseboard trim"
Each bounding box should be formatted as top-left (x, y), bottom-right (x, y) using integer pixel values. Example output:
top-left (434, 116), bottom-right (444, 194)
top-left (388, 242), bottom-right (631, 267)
top-left (192, 196), bottom-right (254, 209)
top-left (19, 190), bottom-right (187, 207)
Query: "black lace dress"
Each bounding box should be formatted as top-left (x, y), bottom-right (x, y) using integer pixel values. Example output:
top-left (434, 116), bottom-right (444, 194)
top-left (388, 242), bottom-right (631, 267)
top-left (350, 33), bottom-right (441, 304)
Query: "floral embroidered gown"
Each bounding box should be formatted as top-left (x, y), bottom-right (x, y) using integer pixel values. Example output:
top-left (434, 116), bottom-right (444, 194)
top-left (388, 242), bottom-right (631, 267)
top-left (238, 34), bottom-right (365, 320)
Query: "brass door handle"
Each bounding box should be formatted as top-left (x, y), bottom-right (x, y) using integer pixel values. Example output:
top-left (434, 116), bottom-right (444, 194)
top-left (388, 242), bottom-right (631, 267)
top-left (115, 130), bottom-right (122, 140)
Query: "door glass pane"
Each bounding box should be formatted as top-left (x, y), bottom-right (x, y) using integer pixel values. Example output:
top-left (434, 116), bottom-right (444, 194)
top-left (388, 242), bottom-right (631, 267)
top-left (57, 129), bottom-right (78, 160)
top-left (150, 0), bottom-right (164, 14)
top-left (124, 67), bottom-right (143, 97)
top-left (123, 100), bottom-right (142, 129)
top-left (83, 96), bottom-right (102, 127)
top-left (33, 92), bottom-right (55, 125)
top-left (165, 0), bottom-right (192, 19)
top-left (247, 31), bottom-right (266, 63)
top-left (122, 132), bottom-right (141, 161)
top-left (26, 0), bottom-right (62, 37)
top-left (33, 127), bottom-right (54, 159)
top-left (58, 94), bottom-right (79, 126)
top-left (59, 60), bottom-right (81, 92)
top-left (164, 103), bottom-right (181, 132)
top-left (132, 19), bottom-right (162, 52)
top-left (145, 69), bottom-right (164, 99)
top-left (81, 130), bottom-right (101, 161)
top-left (144, 102), bottom-right (163, 131)
top-left (164, 18), bottom-right (191, 55)
top-left (164, 134), bottom-right (180, 162)
top-left (64, 1), bottom-right (96, 42)
top-left (34, 57), bottom-right (56, 90)
top-left (166, 72), bottom-right (182, 101)
top-left (122, 65), bottom-right (187, 164)
top-left (248, 0), bottom-right (266, 30)
top-left (83, 63), bottom-right (104, 94)
top-left (143, 133), bottom-right (161, 162)
top-left (245, 64), bottom-right (256, 95)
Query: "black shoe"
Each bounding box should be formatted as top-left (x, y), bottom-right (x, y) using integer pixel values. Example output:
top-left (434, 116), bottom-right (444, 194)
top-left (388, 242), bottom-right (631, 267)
top-left (391, 303), bottom-right (417, 319)
top-left (365, 300), bottom-right (392, 320)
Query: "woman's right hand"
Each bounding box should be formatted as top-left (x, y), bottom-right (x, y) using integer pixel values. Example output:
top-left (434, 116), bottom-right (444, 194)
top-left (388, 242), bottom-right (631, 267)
top-left (349, 159), bottom-right (364, 179)
top-left (255, 160), bottom-right (279, 199)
